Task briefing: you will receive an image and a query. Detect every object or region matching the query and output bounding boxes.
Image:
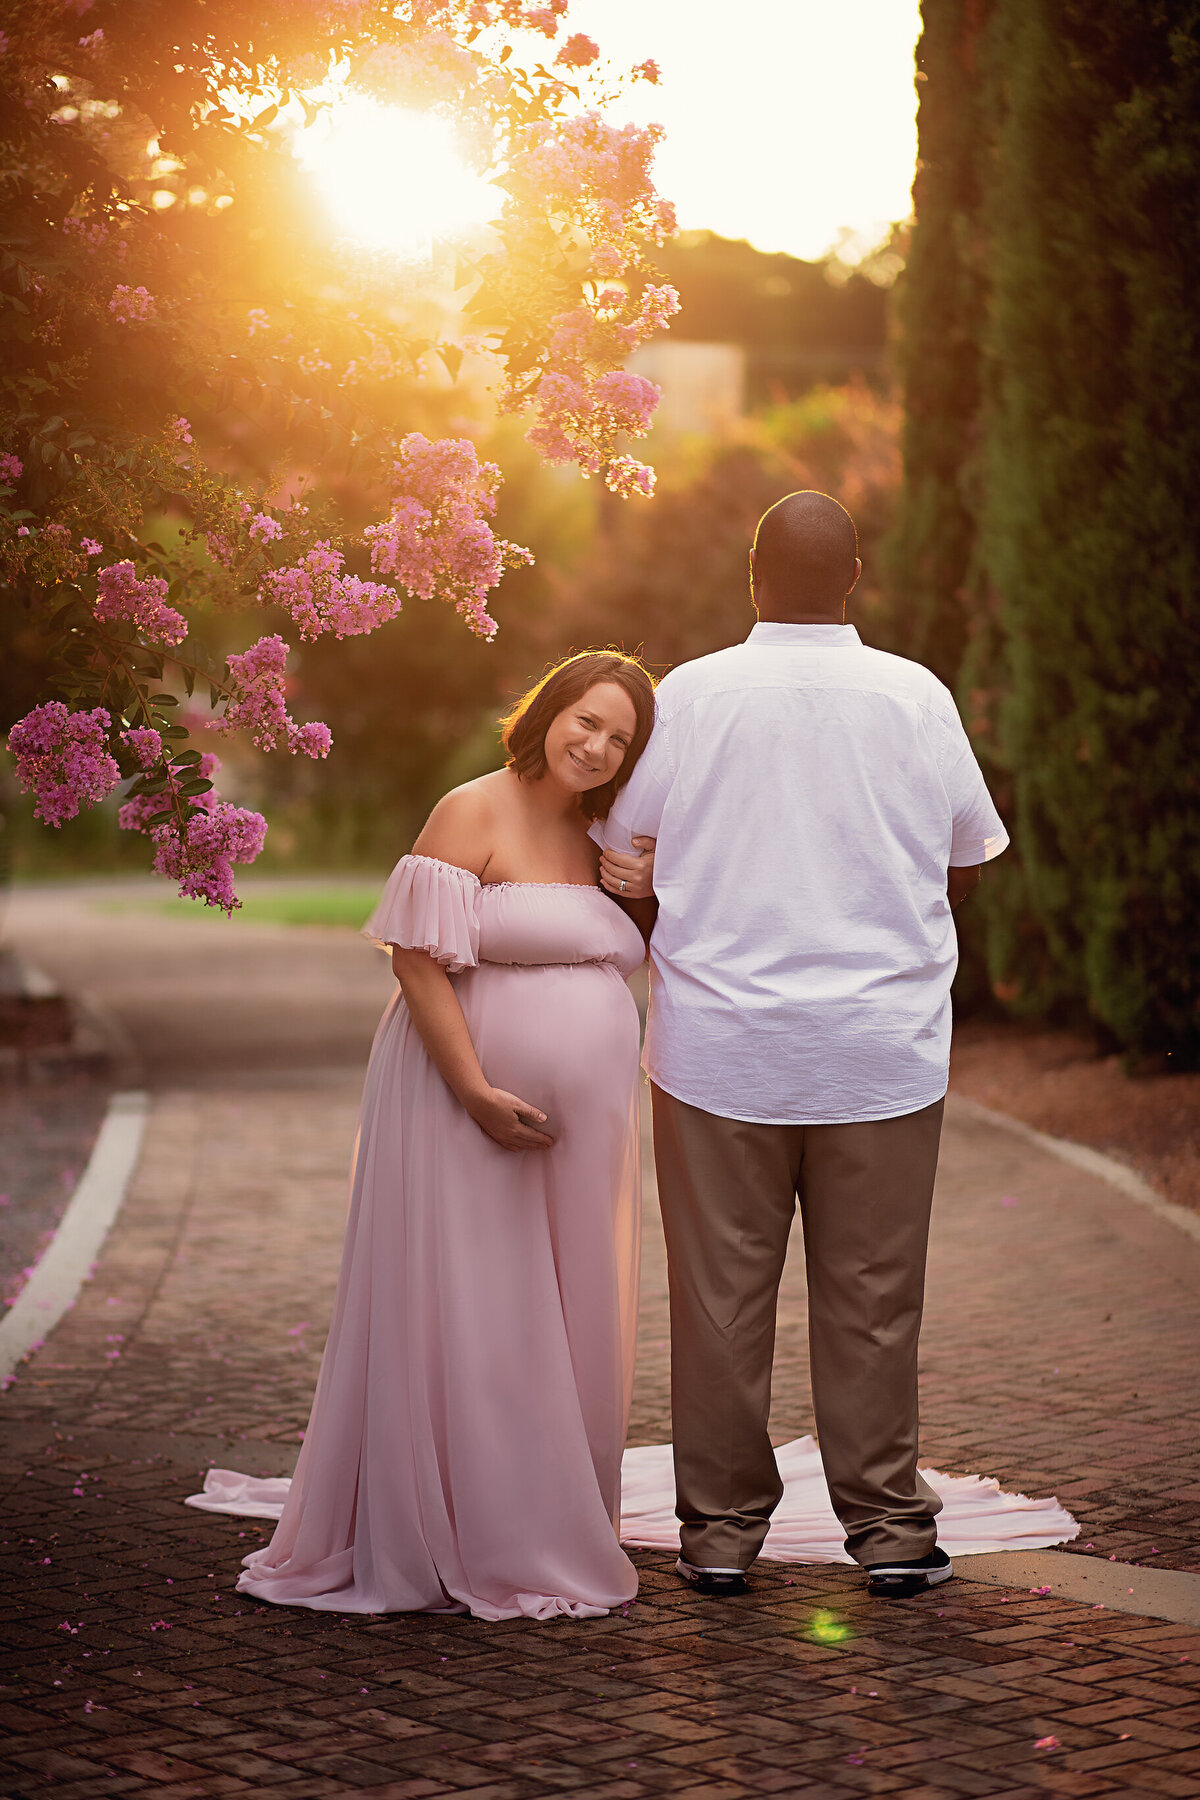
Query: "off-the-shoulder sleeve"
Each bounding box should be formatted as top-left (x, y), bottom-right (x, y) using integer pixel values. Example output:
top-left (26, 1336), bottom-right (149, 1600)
top-left (361, 854), bottom-right (481, 971)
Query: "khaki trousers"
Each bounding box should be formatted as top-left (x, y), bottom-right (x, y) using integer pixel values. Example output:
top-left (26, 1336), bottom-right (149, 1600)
top-left (651, 1084), bottom-right (945, 1570)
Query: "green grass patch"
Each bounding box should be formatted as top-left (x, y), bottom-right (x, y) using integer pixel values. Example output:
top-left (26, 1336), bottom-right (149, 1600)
top-left (100, 884), bottom-right (384, 929)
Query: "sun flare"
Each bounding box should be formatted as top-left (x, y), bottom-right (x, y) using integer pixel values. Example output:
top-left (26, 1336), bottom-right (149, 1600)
top-left (296, 96), bottom-right (500, 258)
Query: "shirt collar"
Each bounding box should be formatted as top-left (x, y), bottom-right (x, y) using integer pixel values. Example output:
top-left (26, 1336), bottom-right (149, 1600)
top-left (745, 621), bottom-right (862, 648)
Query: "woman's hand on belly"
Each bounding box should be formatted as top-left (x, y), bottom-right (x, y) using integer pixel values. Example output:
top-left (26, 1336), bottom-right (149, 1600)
top-left (467, 1085), bottom-right (556, 1153)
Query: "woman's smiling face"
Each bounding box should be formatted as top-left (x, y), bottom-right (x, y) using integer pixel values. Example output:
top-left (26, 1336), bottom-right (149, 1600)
top-left (542, 680), bottom-right (639, 795)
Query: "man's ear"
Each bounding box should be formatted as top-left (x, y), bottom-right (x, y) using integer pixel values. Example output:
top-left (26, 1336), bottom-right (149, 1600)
top-left (847, 556), bottom-right (862, 596)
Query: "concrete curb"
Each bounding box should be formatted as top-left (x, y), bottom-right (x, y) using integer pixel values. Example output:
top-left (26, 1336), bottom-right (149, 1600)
top-left (955, 1548), bottom-right (1200, 1624)
top-left (0, 1088), bottom-right (149, 1387)
top-left (947, 1091), bottom-right (1200, 1246)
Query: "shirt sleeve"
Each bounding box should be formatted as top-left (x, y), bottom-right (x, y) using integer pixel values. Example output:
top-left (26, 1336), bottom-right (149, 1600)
top-left (938, 710), bottom-right (1010, 865)
top-left (587, 712), bottom-right (674, 854)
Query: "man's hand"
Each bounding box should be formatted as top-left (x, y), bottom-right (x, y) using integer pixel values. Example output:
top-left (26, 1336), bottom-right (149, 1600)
top-left (600, 835), bottom-right (656, 900)
top-left (948, 864), bottom-right (982, 909)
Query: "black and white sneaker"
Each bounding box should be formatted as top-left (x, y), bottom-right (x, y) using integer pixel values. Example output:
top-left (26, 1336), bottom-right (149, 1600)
top-left (865, 1546), bottom-right (953, 1599)
top-left (675, 1557), bottom-right (749, 1597)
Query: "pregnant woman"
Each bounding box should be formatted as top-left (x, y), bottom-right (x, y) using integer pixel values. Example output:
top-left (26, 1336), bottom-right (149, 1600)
top-left (206, 651), bottom-right (657, 1621)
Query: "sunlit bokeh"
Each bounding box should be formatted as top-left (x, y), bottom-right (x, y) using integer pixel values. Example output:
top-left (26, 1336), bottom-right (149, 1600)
top-left (805, 1609), bottom-right (852, 1644)
top-left (295, 96), bottom-right (501, 258)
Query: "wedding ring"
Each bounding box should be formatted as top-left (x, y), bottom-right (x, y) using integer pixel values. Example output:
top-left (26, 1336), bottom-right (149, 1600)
top-left (619, 879), bottom-right (627, 892)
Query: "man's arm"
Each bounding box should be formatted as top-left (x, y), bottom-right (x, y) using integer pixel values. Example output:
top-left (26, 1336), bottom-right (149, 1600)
top-left (948, 864), bottom-right (982, 909)
top-left (599, 835), bottom-right (659, 953)
top-left (617, 892), bottom-right (658, 952)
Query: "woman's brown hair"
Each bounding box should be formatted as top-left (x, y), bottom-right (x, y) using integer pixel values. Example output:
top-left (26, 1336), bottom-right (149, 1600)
top-left (500, 651), bottom-right (656, 822)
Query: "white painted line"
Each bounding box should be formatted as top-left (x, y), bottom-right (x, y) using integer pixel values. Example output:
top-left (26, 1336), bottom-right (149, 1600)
top-left (948, 1093), bottom-right (1200, 1246)
top-left (0, 1089), bottom-right (149, 1387)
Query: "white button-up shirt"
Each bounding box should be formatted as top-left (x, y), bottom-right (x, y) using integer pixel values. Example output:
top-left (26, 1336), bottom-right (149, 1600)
top-left (590, 622), bottom-right (1009, 1124)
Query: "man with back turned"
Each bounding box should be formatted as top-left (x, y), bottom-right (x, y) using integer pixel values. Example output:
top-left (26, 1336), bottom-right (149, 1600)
top-left (594, 489), bottom-right (1009, 1599)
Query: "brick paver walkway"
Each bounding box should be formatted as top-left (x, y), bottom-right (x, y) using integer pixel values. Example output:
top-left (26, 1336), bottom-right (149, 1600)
top-left (2, 885), bottom-right (1199, 1797)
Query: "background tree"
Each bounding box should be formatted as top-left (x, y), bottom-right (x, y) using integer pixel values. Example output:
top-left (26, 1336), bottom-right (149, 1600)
top-left (0, 0), bottom-right (677, 906)
top-left (891, 0), bottom-right (1200, 1062)
top-left (653, 230), bottom-right (894, 400)
top-left (561, 382), bottom-right (901, 677)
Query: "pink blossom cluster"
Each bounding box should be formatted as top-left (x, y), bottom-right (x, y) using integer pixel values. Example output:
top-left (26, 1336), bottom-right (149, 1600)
top-left (204, 528), bottom-right (238, 570)
top-left (0, 453), bottom-right (22, 486)
top-left (632, 283), bottom-right (683, 336)
top-left (507, 112), bottom-right (676, 259)
top-left (1, 518), bottom-right (87, 583)
top-left (524, 284), bottom-right (679, 479)
top-left (361, 31), bottom-right (479, 107)
top-left (594, 369), bottom-right (659, 430)
top-left (120, 756), bottom-right (267, 912)
top-left (249, 512), bottom-right (283, 543)
top-left (527, 367), bottom-right (657, 471)
top-left (260, 543), bottom-right (402, 641)
top-left (363, 434), bottom-right (532, 640)
top-left (212, 634), bottom-right (332, 756)
top-left (120, 726), bottom-right (163, 770)
top-left (465, 0), bottom-right (567, 34)
top-left (161, 803), bottom-right (269, 911)
top-left (95, 561), bottom-right (188, 646)
top-left (81, 537), bottom-right (102, 556)
top-left (39, 520), bottom-right (86, 574)
top-left (604, 455), bottom-right (656, 499)
top-left (108, 285), bottom-right (156, 324)
top-left (7, 703), bottom-right (120, 827)
top-left (62, 216), bottom-right (113, 255)
top-left (555, 32), bottom-right (599, 68)
top-left (166, 415), bottom-right (193, 446)
top-left (632, 59), bottom-right (661, 84)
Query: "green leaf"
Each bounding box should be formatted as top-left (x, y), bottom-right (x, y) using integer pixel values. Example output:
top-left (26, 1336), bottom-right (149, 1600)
top-left (149, 693), bottom-right (178, 706)
top-left (178, 779), bottom-right (213, 796)
top-left (172, 748), bottom-right (203, 766)
top-left (158, 723), bottom-right (189, 739)
top-left (438, 343), bottom-right (464, 382)
top-left (46, 600), bottom-right (79, 633)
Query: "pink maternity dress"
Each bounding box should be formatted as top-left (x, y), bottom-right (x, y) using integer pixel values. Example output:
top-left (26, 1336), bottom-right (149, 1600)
top-left (233, 854), bottom-right (644, 1621)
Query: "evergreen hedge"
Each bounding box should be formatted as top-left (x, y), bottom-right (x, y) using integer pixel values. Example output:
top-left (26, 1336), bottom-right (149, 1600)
top-left (892, 0), bottom-right (1200, 1063)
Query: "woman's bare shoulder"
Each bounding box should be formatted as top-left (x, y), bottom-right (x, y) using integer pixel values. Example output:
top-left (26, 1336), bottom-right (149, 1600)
top-left (411, 771), bottom-right (510, 878)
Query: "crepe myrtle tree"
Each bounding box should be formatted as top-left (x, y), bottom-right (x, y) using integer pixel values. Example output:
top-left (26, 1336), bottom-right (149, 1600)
top-left (0, 0), bottom-right (678, 909)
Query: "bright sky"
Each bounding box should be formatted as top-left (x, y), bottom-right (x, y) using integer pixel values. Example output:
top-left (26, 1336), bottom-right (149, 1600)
top-left (298, 1), bottom-right (923, 265)
top-left (563, 0), bottom-right (923, 261)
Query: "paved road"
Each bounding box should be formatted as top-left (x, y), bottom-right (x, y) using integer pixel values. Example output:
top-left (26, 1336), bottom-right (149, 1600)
top-left (2, 879), bottom-right (1199, 1799)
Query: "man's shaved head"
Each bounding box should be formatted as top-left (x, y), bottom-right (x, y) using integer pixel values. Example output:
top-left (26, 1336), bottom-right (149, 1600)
top-left (751, 491), bottom-right (859, 618)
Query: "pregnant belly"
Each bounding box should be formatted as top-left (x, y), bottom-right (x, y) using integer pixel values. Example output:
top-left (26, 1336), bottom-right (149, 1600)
top-left (459, 962), bottom-right (640, 1144)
